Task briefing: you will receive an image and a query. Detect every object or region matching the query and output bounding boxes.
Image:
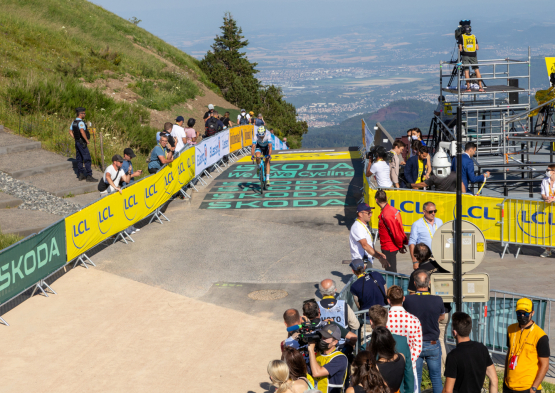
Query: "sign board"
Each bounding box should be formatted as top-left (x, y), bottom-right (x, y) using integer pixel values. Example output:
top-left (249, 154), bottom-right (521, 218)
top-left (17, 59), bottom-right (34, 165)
top-left (431, 273), bottom-right (490, 303)
top-left (545, 57), bottom-right (555, 86)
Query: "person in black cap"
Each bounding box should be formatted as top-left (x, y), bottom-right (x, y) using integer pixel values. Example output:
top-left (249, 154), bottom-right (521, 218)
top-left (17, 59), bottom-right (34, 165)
top-left (349, 258), bottom-right (387, 312)
top-left (349, 203), bottom-right (388, 268)
top-left (99, 154), bottom-right (130, 197)
top-left (121, 148), bottom-right (142, 187)
top-left (69, 107), bottom-right (97, 182)
top-left (308, 323), bottom-right (349, 393)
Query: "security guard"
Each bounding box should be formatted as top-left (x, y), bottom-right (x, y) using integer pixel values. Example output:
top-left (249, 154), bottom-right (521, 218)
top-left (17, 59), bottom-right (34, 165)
top-left (504, 298), bottom-right (550, 393)
top-left (457, 25), bottom-right (484, 92)
top-left (69, 107), bottom-right (96, 182)
top-left (307, 323), bottom-right (348, 393)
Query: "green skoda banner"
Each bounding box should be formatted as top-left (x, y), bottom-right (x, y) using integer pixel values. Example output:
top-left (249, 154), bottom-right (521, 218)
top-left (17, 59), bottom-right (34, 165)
top-left (0, 220), bottom-right (66, 305)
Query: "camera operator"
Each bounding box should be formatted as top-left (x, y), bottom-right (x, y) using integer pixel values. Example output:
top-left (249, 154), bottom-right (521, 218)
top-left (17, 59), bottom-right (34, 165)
top-left (283, 309), bottom-right (303, 350)
top-left (307, 323), bottom-right (348, 393)
top-left (303, 299), bottom-right (358, 349)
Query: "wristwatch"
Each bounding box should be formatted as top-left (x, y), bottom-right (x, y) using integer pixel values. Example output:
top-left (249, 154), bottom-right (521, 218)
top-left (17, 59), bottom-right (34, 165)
top-left (531, 387), bottom-right (537, 392)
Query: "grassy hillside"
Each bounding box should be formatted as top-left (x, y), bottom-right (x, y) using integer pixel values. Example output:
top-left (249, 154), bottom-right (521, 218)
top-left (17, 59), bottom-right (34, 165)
top-left (302, 99), bottom-right (436, 148)
top-left (0, 0), bottom-right (230, 173)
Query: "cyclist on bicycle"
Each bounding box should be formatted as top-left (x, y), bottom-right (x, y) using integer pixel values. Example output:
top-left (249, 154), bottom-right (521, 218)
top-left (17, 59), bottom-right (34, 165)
top-left (251, 125), bottom-right (273, 187)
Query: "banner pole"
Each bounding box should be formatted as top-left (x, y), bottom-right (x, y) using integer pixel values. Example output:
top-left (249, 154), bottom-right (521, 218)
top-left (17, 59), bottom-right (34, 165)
top-left (455, 107), bottom-right (463, 311)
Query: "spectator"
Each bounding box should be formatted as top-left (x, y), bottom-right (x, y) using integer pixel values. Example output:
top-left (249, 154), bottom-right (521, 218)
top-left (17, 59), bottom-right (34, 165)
top-left (451, 142), bottom-right (490, 193)
top-left (270, 128), bottom-right (275, 135)
top-left (349, 203), bottom-right (388, 268)
top-left (540, 164), bottom-right (555, 257)
top-left (367, 150), bottom-right (393, 188)
top-left (443, 311), bottom-right (498, 393)
top-left (121, 148), bottom-right (142, 187)
top-left (409, 202), bottom-right (443, 269)
top-left (318, 279), bottom-right (360, 332)
top-left (405, 144), bottom-right (431, 189)
top-left (171, 116), bottom-right (187, 153)
top-left (283, 309), bottom-right (303, 350)
top-left (307, 323), bottom-right (348, 393)
top-left (390, 140), bottom-right (406, 188)
top-left (412, 128), bottom-right (426, 146)
top-left (346, 351), bottom-right (388, 393)
top-left (249, 111), bottom-right (256, 125)
top-left (413, 163), bottom-right (466, 193)
top-left (369, 324), bottom-right (410, 393)
top-left (268, 360), bottom-right (294, 393)
top-left (281, 347), bottom-right (314, 392)
top-left (504, 298), bottom-right (550, 393)
top-left (69, 107), bottom-right (97, 182)
top-left (255, 113), bottom-right (265, 126)
top-left (386, 285), bottom-right (423, 389)
top-left (98, 155), bottom-right (130, 197)
top-left (184, 118), bottom-right (197, 145)
top-left (156, 122), bottom-right (176, 150)
top-left (457, 25), bottom-right (484, 92)
top-left (205, 111), bottom-right (223, 137)
top-left (222, 111), bottom-right (233, 128)
top-left (303, 298), bottom-right (358, 348)
top-left (375, 190), bottom-right (407, 272)
top-left (408, 243), bottom-right (451, 372)
top-left (349, 259), bottom-right (387, 313)
top-left (148, 134), bottom-right (174, 174)
top-left (406, 128), bottom-right (416, 160)
top-left (237, 109), bottom-right (250, 125)
top-left (368, 306), bottom-right (414, 393)
top-left (403, 270), bottom-right (445, 393)
top-left (283, 137), bottom-right (289, 148)
top-left (203, 103), bottom-right (214, 121)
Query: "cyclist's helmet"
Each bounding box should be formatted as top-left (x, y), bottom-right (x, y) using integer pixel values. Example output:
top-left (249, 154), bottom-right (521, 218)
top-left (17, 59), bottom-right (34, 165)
top-left (257, 126), bottom-right (266, 137)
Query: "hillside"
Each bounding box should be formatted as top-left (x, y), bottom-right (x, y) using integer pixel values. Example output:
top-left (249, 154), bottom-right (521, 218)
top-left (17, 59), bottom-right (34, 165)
top-left (0, 0), bottom-right (238, 171)
top-left (302, 99), bottom-right (436, 148)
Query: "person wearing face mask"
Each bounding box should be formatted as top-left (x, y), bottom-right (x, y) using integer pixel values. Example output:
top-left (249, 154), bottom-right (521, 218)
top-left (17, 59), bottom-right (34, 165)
top-left (540, 165), bottom-right (555, 257)
top-left (504, 298), bottom-right (550, 393)
top-left (307, 323), bottom-right (348, 393)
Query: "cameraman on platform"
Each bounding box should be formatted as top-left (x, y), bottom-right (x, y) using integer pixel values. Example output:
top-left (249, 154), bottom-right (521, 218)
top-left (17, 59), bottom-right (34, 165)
top-left (307, 323), bottom-right (349, 393)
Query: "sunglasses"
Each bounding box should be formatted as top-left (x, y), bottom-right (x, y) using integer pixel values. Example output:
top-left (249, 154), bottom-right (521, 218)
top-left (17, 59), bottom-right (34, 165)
top-left (426, 210), bottom-right (437, 214)
top-left (516, 311), bottom-right (531, 317)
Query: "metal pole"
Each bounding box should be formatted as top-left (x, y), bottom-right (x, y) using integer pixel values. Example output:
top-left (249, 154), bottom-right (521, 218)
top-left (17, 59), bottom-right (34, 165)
top-left (456, 108), bottom-right (463, 312)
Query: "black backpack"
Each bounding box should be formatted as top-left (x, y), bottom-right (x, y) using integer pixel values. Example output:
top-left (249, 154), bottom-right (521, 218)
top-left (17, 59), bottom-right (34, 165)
top-left (205, 117), bottom-right (219, 137)
top-left (239, 114), bottom-right (249, 125)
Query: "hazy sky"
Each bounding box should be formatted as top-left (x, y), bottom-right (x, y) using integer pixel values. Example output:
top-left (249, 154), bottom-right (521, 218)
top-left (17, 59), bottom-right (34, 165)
top-left (93, 0), bottom-right (555, 54)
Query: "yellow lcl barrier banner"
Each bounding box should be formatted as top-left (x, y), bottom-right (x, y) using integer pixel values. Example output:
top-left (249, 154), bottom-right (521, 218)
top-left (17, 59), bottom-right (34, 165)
top-left (504, 199), bottom-right (555, 247)
top-left (242, 125), bottom-right (253, 149)
top-left (229, 126), bottom-right (246, 152)
top-left (65, 147), bottom-right (195, 261)
top-left (365, 188), bottom-right (503, 242)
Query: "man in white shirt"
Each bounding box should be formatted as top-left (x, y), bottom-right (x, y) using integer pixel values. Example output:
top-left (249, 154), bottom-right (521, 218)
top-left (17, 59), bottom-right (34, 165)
top-left (99, 155), bottom-right (130, 197)
top-left (171, 116), bottom-right (187, 153)
top-left (349, 203), bottom-right (388, 268)
top-left (237, 109), bottom-right (251, 125)
top-left (367, 150), bottom-right (393, 188)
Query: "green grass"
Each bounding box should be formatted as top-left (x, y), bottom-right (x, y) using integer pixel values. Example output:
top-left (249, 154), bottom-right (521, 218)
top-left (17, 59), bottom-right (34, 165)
top-left (0, 229), bottom-right (23, 251)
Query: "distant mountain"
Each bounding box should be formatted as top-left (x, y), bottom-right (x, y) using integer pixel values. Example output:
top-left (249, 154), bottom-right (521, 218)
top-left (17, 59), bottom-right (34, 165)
top-left (302, 99), bottom-right (436, 148)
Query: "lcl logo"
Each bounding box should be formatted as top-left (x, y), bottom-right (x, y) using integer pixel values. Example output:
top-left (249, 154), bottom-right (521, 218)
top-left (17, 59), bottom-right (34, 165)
top-left (144, 184), bottom-right (158, 209)
top-left (124, 195), bottom-right (138, 221)
top-left (72, 219), bottom-right (90, 249)
top-left (98, 206), bottom-right (114, 234)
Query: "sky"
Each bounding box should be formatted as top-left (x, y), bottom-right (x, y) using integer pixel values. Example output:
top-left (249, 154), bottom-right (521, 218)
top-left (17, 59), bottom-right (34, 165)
top-left (92, 0), bottom-right (555, 56)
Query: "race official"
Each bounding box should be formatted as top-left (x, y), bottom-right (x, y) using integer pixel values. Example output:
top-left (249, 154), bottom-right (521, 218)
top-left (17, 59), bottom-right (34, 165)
top-left (504, 298), bottom-right (550, 393)
top-left (318, 279), bottom-right (360, 331)
top-left (409, 202), bottom-right (443, 269)
top-left (349, 259), bottom-right (387, 312)
top-left (349, 203), bottom-right (388, 268)
top-left (376, 190), bottom-right (407, 272)
top-left (308, 323), bottom-right (348, 393)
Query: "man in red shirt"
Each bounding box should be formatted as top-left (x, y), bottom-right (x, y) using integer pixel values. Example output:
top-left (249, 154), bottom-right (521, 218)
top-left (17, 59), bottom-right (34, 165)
top-left (375, 190), bottom-right (407, 272)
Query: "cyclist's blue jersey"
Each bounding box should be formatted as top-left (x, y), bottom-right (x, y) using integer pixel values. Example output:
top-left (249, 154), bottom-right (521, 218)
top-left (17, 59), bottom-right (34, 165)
top-left (252, 131), bottom-right (273, 147)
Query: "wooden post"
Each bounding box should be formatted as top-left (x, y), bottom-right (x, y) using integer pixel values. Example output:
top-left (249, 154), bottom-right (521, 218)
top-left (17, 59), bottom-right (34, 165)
top-left (92, 127), bottom-right (99, 170)
top-left (99, 131), bottom-right (105, 171)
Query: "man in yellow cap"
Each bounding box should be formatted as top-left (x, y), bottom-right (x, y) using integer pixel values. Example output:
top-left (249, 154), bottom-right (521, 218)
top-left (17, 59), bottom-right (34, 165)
top-left (504, 298), bottom-right (550, 393)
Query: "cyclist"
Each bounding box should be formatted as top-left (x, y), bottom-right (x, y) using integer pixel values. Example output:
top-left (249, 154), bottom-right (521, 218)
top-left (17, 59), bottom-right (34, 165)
top-left (251, 125), bottom-right (272, 187)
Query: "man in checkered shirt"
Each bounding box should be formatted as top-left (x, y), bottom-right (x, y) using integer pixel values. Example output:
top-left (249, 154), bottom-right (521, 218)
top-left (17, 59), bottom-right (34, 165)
top-left (386, 285), bottom-right (422, 390)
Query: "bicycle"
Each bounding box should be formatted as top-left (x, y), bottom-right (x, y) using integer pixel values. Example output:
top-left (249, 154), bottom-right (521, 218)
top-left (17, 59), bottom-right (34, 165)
top-left (252, 156), bottom-right (269, 195)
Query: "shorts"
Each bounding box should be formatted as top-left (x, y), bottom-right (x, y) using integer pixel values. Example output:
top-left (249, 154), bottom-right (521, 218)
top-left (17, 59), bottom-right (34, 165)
top-left (254, 144), bottom-right (270, 157)
top-left (461, 55), bottom-right (479, 70)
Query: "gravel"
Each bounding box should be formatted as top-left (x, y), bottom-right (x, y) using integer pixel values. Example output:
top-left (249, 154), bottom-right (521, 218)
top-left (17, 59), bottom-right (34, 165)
top-left (0, 170), bottom-right (80, 216)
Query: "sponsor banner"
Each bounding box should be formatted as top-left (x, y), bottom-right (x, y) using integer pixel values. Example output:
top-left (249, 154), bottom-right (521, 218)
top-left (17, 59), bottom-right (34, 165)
top-left (229, 127), bottom-right (243, 153)
top-left (226, 161), bottom-right (360, 179)
top-left (242, 125), bottom-right (253, 148)
top-left (364, 122), bottom-right (374, 152)
top-left (237, 151), bottom-right (361, 162)
top-left (504, 198), bottom-right (555, 246)
top-left (0, 220), bottom-right (66, 305)
top-left (66, 147), bottom-right (195, 261)
top-left (195, 133), bottom-right (229, 176)
top-left (366, 189), bottom-right (503, 241)
top-left (200, 197), bottom-right (358, 210)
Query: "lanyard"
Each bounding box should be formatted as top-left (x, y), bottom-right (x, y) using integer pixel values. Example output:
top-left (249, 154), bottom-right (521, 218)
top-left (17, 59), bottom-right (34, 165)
top-left (357, 273), bottom-right (365, 279)
top-left (158, 143), bottom-right (167, 159)
top-left (510, 323), bottom-right (535, 357)
top-left (414, 292), bottom-right (430, 295)
top-left (356, 219), bottom-right (373, 244)
top-left (422, 218), bottom-right (436, 239)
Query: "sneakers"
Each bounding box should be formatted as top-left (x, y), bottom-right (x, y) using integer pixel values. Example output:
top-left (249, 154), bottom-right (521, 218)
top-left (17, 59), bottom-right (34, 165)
top-left (540, 249), bottom-right (552, 258)
top-left (266, 179), bottom-right (271, 187)
top-left (78, 173), bottom-right (86, 181)
top-left (86, 176), bottom-right (98, 182)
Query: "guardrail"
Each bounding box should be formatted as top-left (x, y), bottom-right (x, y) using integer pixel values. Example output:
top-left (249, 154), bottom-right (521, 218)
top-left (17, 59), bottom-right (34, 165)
top-left (0, 125), bottom-right (288, 326)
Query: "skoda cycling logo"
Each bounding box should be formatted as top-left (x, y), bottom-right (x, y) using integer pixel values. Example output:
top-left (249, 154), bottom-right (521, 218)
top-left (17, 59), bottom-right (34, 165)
top-left (123, 194), bottom-right (138, 221)
top-left (71, 219), bottom-right (90, 249)
top-left (98, 206), bottom-right (114, 235)
top-left (517, 208), bottom-right (555, 239)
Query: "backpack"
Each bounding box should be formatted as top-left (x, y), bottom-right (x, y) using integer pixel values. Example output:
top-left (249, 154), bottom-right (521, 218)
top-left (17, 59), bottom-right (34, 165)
top-left (239, 114), bottom-right (249, 125)
top-left (205, 117), bottom-right (219, 137)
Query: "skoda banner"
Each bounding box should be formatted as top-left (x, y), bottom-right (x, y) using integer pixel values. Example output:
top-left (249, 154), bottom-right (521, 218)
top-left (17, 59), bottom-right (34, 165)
top-left (0, 220), bottom-right (66, 305)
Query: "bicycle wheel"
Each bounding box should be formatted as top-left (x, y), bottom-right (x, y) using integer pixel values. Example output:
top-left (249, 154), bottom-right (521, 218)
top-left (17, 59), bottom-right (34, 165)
top-left (259, 163), bottom-right (265, 195)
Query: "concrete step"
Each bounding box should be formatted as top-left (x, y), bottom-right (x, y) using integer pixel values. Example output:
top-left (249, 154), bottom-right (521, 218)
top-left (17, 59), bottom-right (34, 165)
top-left (0, 127), bottom-right (41, 148)
top-left (19, 167), bottom-right (104, 197)
top-left (0, 141), bottom-right (42, 155)
top-left (8, 161), bottom-right (73, 179)
top-left (0, 148), bottom-right (73, 177)
top-left (0, 192), bottom-right (23, 209)
top-left (0, 208), bottom-right (62, 237)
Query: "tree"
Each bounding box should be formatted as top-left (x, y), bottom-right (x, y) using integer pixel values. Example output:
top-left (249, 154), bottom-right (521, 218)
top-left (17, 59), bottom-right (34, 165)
top-left (128, 17), bottom-right (141, 26)
top-left (200, 13), bottom-right (307, 148)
